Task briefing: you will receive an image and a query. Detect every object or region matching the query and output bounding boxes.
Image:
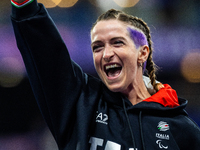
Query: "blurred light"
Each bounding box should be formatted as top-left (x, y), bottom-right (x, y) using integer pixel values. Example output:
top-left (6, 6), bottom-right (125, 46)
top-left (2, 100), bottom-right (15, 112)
top-left (38, 0), bottom-right (78, 8)
top-left (38, 0), bottom-right (58, 8)
top-left (58, 0), bottom-right (78, 7)
top-left (113, 0), bottom-right (139, 7)
top-left (0, 25), bottom-right (26, 87)
top-left (181, 51), bottom-right (200, 83)
top-left (89, 0), bottom-right (139, 11)
top-left (0, 57), bottom-right (25, 87)
top-left (89, 0), bottom-right (123, 12)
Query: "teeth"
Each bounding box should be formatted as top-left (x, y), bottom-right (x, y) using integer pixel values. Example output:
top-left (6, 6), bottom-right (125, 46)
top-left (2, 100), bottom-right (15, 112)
top-left (105, 64), bottom-right (120, 70)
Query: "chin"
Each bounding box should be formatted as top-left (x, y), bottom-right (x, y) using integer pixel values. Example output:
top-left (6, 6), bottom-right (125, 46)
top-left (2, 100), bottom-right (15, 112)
top-left (107, 85), bottom-right (123, 93)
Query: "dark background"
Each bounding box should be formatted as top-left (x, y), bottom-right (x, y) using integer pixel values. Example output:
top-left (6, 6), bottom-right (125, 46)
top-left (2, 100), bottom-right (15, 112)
top-left (0, 0), bottom-right (200, 149)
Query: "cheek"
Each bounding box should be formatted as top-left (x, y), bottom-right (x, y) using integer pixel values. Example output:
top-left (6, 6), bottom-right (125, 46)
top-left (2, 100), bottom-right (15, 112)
top-left (117, 48), bottom-right (138, 62)
top-left (123, 51), bottom-right (139, 69)
top-left (93, 54), bottom-right (105, 80)
top-left (93, 53), bottom-right (101, 70)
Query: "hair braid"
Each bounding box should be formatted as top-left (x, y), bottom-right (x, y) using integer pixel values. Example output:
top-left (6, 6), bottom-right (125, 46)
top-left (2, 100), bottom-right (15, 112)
top-left (146, 33), bottom-right (159, 91)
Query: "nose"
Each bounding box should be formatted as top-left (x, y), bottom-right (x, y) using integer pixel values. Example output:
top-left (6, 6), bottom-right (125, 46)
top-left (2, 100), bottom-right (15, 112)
top-left (103, 45), bottom-right (114, 62)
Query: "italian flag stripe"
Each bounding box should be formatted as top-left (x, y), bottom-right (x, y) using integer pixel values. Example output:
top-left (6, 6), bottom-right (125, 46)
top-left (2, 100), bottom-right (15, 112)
top-left (11, 0), bottom-right (34, 8)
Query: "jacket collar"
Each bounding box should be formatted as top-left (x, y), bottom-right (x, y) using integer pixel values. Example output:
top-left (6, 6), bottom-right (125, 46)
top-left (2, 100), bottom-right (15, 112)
top-left (102, 83), bottom-right (187, 110)
top-left (143, 84), bottom-right (180, 108)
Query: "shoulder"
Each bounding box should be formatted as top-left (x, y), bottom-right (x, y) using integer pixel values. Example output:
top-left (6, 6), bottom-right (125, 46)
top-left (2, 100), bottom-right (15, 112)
top-left (170, 114), bottom-right (200, 149)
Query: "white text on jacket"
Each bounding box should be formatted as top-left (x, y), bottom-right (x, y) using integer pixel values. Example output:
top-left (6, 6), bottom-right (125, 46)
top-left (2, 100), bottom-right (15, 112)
top-left (89, 137), bottom-right (138, 150)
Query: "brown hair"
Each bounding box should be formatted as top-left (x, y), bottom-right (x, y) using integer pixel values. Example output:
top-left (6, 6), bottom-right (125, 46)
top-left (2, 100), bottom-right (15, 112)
top-left (91, 9), bottom-right (160, 91)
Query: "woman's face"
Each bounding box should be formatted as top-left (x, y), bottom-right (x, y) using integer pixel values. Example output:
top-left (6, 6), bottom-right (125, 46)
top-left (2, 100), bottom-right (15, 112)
top-left (91, 19), bottom-right (143, 94)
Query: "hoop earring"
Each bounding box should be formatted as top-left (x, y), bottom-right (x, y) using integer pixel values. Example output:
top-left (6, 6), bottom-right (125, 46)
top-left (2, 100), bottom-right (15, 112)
top-left (138, 62), bottom-right (143, 67)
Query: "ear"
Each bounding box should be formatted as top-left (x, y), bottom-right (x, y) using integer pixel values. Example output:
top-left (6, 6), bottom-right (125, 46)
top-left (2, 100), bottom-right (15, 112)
top-left (138, 45), bottom-right (149, 63)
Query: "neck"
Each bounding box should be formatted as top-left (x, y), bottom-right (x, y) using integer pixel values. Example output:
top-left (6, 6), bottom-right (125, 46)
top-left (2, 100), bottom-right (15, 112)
top-left (128, 86), bottom-right (151, 105)
top-left (123, 75), bottom-right (151, 105)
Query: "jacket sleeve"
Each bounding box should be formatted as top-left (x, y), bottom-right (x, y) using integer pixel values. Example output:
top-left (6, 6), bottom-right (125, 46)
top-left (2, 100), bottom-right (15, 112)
top-left (11, 0), bottom-right (96, 147)
top-left (173, 115), bottom-right (200, 149)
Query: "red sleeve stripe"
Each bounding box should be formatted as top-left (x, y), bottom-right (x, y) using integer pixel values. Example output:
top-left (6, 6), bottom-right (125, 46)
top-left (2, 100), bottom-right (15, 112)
top-left (11, 0), bottom-right (34, 8)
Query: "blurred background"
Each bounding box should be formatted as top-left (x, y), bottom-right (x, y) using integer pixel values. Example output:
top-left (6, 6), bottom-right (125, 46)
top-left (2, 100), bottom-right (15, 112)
top-left (0, 0), bottom-right (200, 149)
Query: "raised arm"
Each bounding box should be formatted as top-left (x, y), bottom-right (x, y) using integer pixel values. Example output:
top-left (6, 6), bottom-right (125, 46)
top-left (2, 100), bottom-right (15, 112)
top-left (11, 0), bottom-right (91, 147)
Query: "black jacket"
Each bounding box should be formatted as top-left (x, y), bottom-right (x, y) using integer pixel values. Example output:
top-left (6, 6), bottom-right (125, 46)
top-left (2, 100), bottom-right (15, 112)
top-left (11, 1), bottom-right (200, 149)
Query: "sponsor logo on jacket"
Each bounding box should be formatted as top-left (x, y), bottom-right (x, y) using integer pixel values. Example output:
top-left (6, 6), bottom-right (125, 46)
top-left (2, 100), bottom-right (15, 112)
top-left (155, 121), bottom-right (170, 149)
top-left (96, 111), bottom-right (108, 125)
top-left (157, 121), bottom-right (169, 131)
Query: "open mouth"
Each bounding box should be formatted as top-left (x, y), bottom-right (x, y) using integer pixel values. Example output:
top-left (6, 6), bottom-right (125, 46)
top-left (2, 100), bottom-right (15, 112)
top-left (104, 63), bottom-right (122, 77)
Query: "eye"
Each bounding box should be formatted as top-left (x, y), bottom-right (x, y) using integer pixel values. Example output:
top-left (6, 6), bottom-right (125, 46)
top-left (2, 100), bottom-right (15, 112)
top-left (113, 40), bottom-right (124, 47)
top-left (92, 45), bottom-right (104, 52)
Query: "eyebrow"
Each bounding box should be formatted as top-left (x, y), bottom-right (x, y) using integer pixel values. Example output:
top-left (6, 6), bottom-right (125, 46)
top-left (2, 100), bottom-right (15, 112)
top-left (91, 37), bottom-right (126, 46)
top-left (110, 37), bottom-right (126, 42)
top-left (91, 40), bottom-right (102, 47)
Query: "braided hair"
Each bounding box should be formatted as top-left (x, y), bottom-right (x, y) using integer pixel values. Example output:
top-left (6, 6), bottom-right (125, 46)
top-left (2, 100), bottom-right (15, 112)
top-left (91, 9), bottom-right (160, 91)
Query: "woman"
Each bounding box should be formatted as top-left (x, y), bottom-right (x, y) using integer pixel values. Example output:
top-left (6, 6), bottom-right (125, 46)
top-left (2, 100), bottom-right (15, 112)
top-left (11, 0), bottom-right (200, 149)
